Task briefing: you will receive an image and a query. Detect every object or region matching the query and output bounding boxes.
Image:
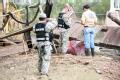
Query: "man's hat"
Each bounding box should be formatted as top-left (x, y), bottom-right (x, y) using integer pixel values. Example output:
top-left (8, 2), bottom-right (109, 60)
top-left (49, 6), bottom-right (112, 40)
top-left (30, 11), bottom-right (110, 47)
top-left (39, 12), bottom-right (47, 18)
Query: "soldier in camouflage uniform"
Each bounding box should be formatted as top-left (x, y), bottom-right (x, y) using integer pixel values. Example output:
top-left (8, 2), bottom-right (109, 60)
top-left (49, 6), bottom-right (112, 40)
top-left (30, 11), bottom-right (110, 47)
top-left (33, 13), bottom-right (57, 80)
top-left (58, 3), bottom-right (73, 54)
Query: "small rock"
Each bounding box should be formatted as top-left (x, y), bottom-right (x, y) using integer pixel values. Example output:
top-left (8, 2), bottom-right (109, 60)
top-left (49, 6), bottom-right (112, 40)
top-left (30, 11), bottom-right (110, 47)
top-left (95, 69), bottom-right (102, 74)
top-left (77, 60), bottom-right (81, 63)
top-left (95, 46), bottom-right (100, 52)
top-left (10, 67), bottom-right (15, 70)
top-left (69, 61), bottom-right (76, 64)
top-left (83, 61), bottom-right (89, 65)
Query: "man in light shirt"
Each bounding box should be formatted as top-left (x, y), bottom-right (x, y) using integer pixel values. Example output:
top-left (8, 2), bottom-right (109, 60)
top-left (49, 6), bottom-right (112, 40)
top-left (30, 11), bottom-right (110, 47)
top-left (81, 4), bottom-right (97, 57)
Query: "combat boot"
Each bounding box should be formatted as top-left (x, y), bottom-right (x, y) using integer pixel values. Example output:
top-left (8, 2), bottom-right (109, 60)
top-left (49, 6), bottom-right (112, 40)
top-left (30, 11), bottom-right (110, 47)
top-left (91, 48), bottom-right (95, 57)
top-left (85, 48), bottom-right (90, 56)
top-left (39, 74), bottom-right (49, 80)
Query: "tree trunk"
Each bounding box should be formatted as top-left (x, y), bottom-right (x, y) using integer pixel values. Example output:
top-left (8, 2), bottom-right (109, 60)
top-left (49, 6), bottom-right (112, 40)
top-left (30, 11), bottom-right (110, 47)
top-left (24, 6), bottom-right (32, 49)
top-left (44, 0), bottom-right (53, 18)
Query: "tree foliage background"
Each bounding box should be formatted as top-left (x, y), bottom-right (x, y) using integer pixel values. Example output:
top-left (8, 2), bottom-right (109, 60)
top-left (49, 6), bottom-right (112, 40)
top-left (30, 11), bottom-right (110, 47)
top-left (30, 0), bottom-right (109, 18)
top-left (51, 0), bottom-right (110, 18)
top-left (0, 0), bottom-right (110, 24)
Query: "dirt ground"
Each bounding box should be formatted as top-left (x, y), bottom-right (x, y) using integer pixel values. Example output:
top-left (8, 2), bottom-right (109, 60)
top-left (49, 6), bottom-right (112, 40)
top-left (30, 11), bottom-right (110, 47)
top-left (0, 50), bottom-right (120, 80)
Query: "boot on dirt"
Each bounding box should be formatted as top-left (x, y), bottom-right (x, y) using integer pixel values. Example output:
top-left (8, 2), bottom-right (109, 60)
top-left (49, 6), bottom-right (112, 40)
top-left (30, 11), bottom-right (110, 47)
top-left (91, 48), bottom-right (95, 57)
top-left (39, 74), bottom-right (49, 80)
top-left (85, 48), bottom-right (90, 56)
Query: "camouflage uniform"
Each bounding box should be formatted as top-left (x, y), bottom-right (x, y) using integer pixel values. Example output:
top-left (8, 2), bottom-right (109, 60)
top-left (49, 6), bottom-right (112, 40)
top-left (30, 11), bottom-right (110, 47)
top-left (33, 13), bottom-right (57, 76)
top-left (58, 4), bottom-right (73, 54)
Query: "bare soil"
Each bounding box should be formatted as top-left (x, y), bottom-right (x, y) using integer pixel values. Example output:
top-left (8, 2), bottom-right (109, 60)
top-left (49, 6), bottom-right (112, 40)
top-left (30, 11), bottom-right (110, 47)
top-left (0, 50), bottom-right (120, 80)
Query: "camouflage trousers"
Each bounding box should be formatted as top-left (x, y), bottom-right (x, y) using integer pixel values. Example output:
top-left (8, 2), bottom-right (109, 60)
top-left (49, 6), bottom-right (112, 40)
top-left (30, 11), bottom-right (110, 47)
top-left (60, 30), bottom-right (69, 54)
top-left (37, 42), bottom-right (52, 75)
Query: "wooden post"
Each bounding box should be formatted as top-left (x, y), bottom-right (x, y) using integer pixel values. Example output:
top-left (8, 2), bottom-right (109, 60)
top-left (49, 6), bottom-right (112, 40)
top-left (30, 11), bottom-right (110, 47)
top-left (1, 0), bottom-right (10, 30)
top-left (24, 6), bottom-right (32, 49)
top-left (2, 0), bottom-right (7, 15)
